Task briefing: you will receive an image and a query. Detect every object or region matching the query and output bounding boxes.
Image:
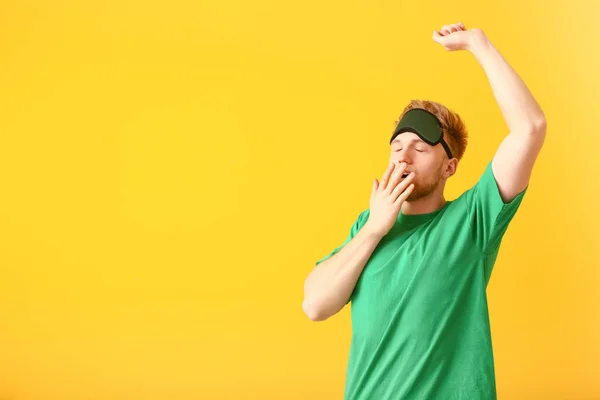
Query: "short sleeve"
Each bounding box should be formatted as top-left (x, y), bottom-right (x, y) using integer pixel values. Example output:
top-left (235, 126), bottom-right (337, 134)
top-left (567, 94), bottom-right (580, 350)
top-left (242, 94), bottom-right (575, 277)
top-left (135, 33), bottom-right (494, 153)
top-left (465, 160), bottom-right (528, 255)
top-left (314, 209), bottom-right (370, 267)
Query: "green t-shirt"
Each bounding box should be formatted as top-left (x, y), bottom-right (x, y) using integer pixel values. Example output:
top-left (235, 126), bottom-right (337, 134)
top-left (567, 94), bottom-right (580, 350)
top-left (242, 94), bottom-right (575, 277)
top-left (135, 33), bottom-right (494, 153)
top-left (315, 160), bottom-right (528, 399)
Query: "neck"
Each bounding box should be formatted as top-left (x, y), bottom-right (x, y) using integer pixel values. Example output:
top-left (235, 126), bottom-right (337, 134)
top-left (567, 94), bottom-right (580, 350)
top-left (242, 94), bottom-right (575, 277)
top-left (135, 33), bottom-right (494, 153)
top-left (401, 186), bottom-right (447, 216)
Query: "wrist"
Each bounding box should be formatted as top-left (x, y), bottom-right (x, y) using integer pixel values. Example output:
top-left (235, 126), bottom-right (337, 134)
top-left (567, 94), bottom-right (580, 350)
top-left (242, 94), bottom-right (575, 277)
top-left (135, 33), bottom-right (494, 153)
top-left (362, 221), bottom-right (385, 240)
top-left (467, 28), bottom-right (491, 56)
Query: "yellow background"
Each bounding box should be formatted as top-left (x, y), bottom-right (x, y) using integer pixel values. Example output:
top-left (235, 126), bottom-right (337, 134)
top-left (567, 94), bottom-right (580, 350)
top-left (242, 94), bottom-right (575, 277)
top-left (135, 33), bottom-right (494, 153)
top-left (1, 0), bottom-right (598, 399)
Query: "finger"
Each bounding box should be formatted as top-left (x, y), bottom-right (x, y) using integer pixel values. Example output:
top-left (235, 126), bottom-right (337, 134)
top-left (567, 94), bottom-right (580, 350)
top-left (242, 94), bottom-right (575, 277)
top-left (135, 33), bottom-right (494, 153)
top-left (391, 172), bottom-right (415, 200)
top-left (372, 178), bottom-right (379, 193)
top-left (432, 30), bottom-right (444, 42)
top-left (448, 24), bottom-right (460, 33)
top-left (384, 164), bottom-right (401, 193)
top-left (394, 183), bottom-right (415, 206)
top-left (386, 162), bottom-right (408, 194)
top-left (458, 22), bottom-right (466, 30)
top-left (441, 25), bottom-right (451, 35)
top-left (379, 163), bottom-right (395, 192)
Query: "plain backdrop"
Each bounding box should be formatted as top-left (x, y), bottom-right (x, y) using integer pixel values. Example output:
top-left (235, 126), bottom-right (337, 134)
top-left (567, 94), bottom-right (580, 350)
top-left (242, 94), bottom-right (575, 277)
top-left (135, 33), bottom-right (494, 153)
top-left (1, 0), bottom-right (599, 399)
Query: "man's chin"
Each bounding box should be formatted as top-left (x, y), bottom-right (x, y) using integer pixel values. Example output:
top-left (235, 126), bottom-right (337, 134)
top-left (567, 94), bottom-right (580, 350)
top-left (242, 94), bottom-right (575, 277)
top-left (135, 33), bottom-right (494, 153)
top-left (406, 191), bottom-right (421, 202)
top-left (406, 184), bottom-right (437, 202)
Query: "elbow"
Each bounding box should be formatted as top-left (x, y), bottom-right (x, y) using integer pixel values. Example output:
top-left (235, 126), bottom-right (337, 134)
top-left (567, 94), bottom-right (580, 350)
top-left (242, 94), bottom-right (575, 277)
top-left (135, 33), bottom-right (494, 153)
top-left (302, 298), bottom-right (329, 322)
top-left (529, 117), bottom-right (547, 136)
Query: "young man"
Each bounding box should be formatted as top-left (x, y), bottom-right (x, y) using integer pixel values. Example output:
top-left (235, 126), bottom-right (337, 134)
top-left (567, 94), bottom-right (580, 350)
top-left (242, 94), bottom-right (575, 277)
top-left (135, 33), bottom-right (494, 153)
top-left (302, 22), bottom-right (546, 399)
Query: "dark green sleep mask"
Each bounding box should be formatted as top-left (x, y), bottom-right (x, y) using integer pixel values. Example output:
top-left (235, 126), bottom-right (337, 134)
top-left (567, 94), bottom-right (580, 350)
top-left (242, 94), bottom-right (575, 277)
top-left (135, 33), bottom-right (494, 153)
top-left (389, 108), bottom-right (453, 159)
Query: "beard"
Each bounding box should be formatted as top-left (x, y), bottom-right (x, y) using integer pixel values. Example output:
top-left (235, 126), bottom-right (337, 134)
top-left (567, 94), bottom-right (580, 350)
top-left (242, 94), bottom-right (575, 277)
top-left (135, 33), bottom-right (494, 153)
top-left (406, 162), bottom-right (444, 202)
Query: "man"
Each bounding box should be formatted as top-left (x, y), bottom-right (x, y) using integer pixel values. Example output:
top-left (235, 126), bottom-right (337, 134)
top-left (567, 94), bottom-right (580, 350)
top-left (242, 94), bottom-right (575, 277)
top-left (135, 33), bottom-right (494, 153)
top-left (302, 22), bottom-right (546, 399)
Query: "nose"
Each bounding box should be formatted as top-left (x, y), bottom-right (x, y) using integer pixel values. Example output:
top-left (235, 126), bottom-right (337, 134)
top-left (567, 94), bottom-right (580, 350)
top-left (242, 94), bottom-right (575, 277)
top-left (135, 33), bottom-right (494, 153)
top-left (394, 152), bottom-right (412, 165)
top-left (389, 160), bottom-right (411, 173)
top-left (392, 147), bottom-right (413, 163)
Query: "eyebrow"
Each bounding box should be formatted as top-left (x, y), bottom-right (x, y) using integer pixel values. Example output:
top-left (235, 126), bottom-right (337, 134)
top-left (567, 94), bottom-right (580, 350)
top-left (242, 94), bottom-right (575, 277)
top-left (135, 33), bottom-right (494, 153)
top-left (391, 137), bottom-right (426, 145)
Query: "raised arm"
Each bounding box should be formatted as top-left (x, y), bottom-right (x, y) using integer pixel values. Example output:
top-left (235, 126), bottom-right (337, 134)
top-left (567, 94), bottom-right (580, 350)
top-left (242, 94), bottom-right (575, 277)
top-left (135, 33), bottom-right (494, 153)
top-left (434, 23), bottom-right (547, 202)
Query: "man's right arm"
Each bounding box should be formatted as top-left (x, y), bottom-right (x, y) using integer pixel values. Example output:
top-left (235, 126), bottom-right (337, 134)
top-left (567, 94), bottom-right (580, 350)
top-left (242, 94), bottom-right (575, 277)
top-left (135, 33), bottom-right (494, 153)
top-left (302, 222), bottom-right (383, 321)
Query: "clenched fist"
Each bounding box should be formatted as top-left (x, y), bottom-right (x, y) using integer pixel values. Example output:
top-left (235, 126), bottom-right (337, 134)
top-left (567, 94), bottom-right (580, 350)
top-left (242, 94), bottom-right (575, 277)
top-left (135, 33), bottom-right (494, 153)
top-left (432, 22), bottom-right (487, 52)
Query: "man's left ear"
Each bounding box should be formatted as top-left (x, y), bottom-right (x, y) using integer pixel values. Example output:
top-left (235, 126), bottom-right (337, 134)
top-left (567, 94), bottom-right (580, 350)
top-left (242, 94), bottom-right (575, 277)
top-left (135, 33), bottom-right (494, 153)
top-left (444, 159), bottom-right (458, 178)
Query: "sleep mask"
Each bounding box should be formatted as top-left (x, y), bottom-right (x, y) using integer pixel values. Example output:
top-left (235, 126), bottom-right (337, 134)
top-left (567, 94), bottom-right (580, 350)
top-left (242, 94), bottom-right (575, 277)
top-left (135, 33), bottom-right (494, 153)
top-left (389, 108), bottom-right (453, 159)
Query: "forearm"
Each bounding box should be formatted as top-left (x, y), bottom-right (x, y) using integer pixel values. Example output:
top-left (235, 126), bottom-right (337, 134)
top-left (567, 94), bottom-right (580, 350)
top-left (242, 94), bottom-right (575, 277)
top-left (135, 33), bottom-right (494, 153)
top-left (469, 31), bottom-right (546, 133)
top-left (303, 223), bottom-right (382, 321)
